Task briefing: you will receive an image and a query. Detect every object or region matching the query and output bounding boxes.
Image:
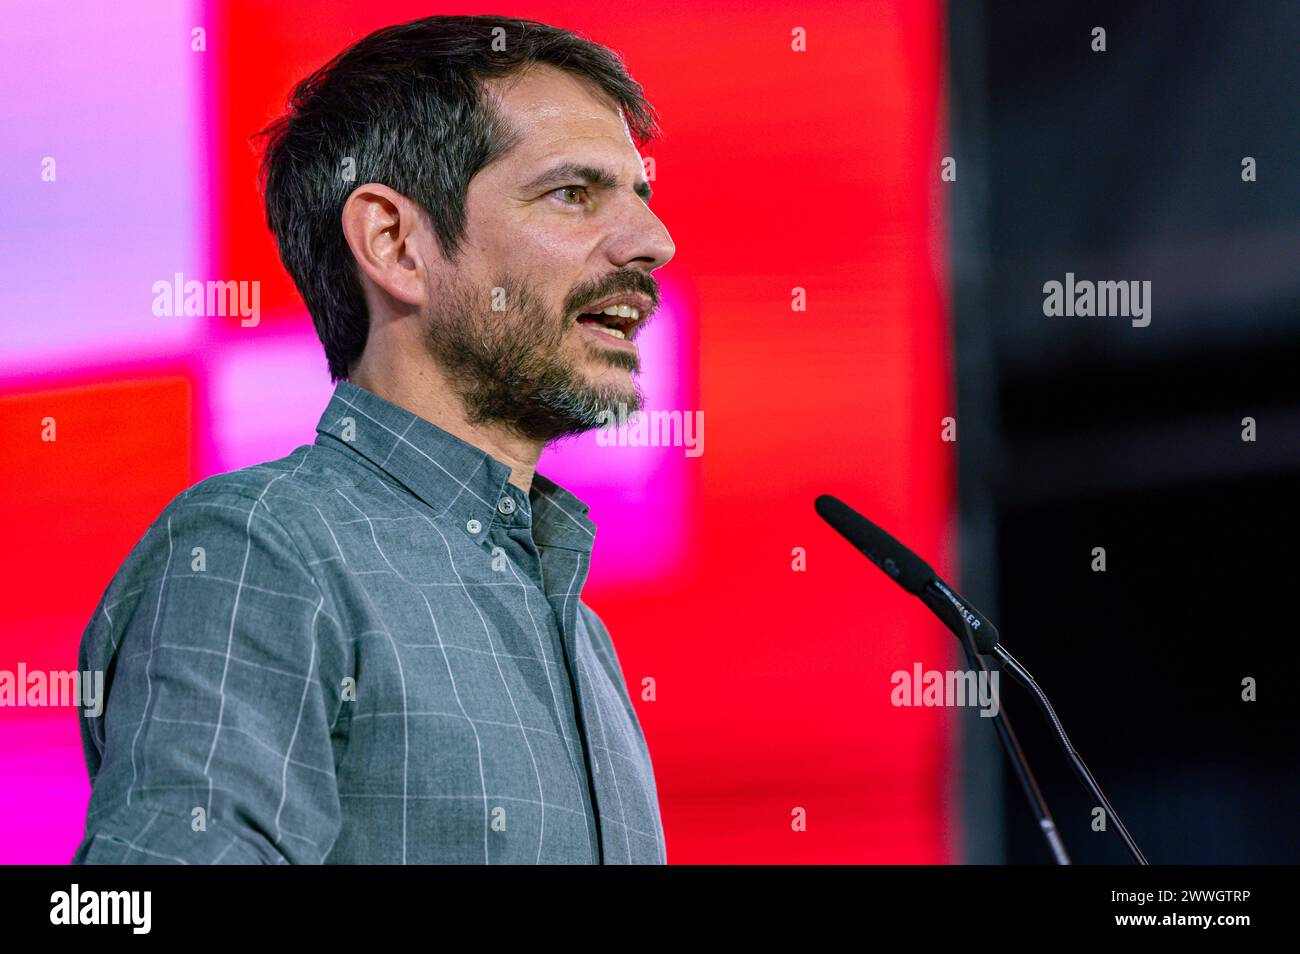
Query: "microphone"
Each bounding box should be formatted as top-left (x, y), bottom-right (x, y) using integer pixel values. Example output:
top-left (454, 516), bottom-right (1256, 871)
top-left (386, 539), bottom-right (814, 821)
top-left (813, 494), bottom-right (999, 653)
top-left (815, 493), bottom-right (1149, 864)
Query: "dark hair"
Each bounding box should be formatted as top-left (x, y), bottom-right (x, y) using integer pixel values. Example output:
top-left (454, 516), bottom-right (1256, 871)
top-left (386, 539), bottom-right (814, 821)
top-left (257, 15), bottom-right (660, 381)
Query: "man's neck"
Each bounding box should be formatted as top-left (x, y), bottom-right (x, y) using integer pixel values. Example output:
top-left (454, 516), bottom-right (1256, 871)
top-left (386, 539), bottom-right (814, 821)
top-left (348, 365), bottom-right (543, 495)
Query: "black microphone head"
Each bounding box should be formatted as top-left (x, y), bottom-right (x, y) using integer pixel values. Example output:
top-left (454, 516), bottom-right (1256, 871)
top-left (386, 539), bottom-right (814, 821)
top-left (816, 494), bottom-right (1000, 652)
top-left (814, 494), bottom-right (937, 596)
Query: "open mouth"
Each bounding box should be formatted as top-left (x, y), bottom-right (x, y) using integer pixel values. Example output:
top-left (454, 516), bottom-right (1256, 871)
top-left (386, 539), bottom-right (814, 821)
top-left (574, 303), bottom-right (642, 342)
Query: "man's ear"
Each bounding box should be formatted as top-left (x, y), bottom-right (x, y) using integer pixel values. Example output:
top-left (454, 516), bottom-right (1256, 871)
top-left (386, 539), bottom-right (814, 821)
top-left (340, 183), bottom-right (435, 308)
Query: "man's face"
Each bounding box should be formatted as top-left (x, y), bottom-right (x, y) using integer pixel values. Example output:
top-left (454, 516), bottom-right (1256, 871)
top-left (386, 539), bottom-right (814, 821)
top-left (423, 65), bottom-right (676, 442)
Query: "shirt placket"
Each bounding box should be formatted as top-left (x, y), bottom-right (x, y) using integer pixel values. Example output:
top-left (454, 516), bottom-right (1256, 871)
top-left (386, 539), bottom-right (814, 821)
top-left (488, 488), bottom-right (603, 863)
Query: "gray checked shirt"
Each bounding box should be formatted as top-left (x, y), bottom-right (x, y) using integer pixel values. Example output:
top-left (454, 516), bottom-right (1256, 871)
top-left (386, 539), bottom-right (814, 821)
top-left (73, 380), bottom-right (666, 864)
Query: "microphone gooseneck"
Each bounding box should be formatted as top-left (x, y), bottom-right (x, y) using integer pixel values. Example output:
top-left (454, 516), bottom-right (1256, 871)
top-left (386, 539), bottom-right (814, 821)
top-left (994, 645), bottom-right (1149, 865)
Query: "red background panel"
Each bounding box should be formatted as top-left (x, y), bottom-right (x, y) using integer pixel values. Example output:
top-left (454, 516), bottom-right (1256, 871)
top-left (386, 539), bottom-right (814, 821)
top-left (2, 0), bottom-right (955, 863)
top-left (212, 0), bottom-right (957, 862)
top-left (0, 376), bottom-right (195, 689)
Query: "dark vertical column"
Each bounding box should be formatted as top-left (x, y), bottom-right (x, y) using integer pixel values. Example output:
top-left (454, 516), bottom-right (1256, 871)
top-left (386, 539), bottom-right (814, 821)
top-left (946, 0), bottom-right (1006, 865)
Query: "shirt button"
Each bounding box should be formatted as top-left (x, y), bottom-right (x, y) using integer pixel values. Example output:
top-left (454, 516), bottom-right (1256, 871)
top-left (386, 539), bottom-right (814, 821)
top-left (466, 518), bottom-right (482, 535)
top-left (497, 496), bottom-right (516, 515)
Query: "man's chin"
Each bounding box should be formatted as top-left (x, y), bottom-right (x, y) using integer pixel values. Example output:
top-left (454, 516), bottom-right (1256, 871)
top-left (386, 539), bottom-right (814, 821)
top-left (577, 386), bottom-right (644, 429)
top-left (504, 375), bottom-right (641, 443)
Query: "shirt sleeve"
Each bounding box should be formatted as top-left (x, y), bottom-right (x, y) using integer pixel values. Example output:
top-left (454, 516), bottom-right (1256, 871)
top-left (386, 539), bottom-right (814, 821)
top-left (72, 488), bottom-right (348, 864)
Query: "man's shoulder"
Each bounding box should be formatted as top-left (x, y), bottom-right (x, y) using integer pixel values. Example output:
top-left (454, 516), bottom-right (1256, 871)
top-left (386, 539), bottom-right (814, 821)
top-left (577, 600), bottom-right (628, 679)
top-left (97, 444), bottom-right (364, 594)
top-left (154, 440), bottom-right (387, 531)
top-left (81, 446), bottom-right (343, 665)
top-left (175, 443), bottom-right (342, 509)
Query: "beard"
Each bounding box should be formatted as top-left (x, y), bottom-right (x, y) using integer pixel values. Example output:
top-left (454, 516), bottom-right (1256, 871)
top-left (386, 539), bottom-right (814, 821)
top-left (422, 270), bottom-right (648, 443)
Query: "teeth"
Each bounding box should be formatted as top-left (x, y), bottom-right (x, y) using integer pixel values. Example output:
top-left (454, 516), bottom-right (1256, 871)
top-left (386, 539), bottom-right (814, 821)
top-left (598, 304), bottom-right (640, 320)
top-left (591, 324), bottom-right (626, 340)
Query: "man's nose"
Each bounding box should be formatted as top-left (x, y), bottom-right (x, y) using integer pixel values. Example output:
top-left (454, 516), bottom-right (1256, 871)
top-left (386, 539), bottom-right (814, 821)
top-left (608, 202), bottom-right (676, 272)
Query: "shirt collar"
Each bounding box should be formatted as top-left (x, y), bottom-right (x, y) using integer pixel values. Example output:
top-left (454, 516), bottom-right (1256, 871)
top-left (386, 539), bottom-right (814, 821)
top-left (314, 381), bottom-right (596, 550)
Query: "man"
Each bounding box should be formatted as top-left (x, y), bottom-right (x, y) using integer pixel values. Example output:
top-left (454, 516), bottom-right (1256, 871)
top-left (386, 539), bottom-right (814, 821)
top-left (74, 15), bottom-right (675, 864)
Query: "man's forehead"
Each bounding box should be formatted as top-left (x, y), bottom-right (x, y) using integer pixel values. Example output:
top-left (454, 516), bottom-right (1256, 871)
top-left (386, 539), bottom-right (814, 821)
top-left (488, 66), bottom-right (636, 155)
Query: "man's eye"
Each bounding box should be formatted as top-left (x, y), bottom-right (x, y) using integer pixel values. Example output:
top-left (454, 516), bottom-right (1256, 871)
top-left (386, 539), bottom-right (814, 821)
top-left (552, 186), bottom-right (588, 205)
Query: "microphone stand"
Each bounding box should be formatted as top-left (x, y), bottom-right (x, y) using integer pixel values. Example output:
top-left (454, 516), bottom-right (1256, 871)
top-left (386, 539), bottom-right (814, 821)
top-left (941, 590), bottom-right (1071, 865)
top-left (992, 645), bottom-right (1149, 865)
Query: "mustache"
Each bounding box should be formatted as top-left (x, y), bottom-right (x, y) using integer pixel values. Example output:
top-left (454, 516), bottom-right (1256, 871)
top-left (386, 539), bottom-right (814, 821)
top-left (567, 271), bottom-right (660, 316)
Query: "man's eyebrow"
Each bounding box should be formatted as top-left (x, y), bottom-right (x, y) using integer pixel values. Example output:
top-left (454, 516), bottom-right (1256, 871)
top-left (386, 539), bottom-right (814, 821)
top-left (521, 162), bottom-right (653, 202)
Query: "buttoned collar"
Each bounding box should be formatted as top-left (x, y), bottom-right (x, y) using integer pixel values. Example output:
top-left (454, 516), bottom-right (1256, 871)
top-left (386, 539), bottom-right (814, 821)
top-left (314, 381), bottom-right (596, 551)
